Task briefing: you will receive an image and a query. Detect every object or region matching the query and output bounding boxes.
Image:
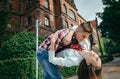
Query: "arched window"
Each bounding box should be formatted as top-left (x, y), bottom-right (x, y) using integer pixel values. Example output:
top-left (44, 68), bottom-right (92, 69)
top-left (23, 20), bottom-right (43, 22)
top-left (69, 9), bottom-right (76, 20)
top-left (63, 4), bottom-right (67, 14)
top-left (2, 0), bottom-right (7, 11)
top-left (44, 0), bottom-right (49, 9)
top-left (65, 21), bottom-right (68, 28)
top-left (45, 16), bottom-right (50, 27)
top-left (71, 24), bottom-right (73, 27)
top-left (27, 15), bottom-right (32, 26)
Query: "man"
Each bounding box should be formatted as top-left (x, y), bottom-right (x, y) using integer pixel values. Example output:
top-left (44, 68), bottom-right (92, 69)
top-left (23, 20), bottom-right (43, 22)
top-left (49, 31), bottom-right (101, 68)
top-left (37, 21), bottom-right (96, 79)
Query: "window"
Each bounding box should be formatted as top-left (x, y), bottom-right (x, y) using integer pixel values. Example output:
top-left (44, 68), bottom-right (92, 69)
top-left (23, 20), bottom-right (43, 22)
top-left (69, 9), bottom-right (76, 20)
top-left (63, 4), bottom-right (67, 14)
top-left (26, 0), bottom-right (33, 9)
top-left (65, 21), bottom-right (68, 28)
top-left (27, 16), bottom-right (32, 26)
top-left (44, 0), bottom-right (49, 9)
top-left (2, 0), bottom-right (7, 11)
top-left (45, 16), bottom-right (50, 27)
top-left (79, 20), bottom-right (82, 24)
top-left (71, 24), bottom-right (73, 27)
top-left (0, 20), bottom-right (3, 27)
top-left (9, 3), bottom-right (13, 10)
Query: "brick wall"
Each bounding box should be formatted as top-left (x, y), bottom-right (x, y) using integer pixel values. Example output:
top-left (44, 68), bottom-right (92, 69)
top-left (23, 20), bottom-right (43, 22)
top-left (0, 0), bottom-right (86, 37)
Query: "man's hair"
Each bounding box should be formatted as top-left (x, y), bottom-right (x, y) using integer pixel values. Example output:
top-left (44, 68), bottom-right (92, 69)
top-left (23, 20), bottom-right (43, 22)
top-left (80, 21), bottom-right (93, 34)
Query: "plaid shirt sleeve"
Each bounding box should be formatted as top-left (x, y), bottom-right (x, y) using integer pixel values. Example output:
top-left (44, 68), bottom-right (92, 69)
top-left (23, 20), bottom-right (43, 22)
top-left (39, 29), bottom-right (71, 51)
top-left (58, 29), bottom-right (70, 41)
top-left (54, 29), bottom-right (70, 50)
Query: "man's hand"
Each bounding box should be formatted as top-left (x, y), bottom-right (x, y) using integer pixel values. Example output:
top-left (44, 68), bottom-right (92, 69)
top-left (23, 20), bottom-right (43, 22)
top-left (63, 29), bottom-right (74, 45)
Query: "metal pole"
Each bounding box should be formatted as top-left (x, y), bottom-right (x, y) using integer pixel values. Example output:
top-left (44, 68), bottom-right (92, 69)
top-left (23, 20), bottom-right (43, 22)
top-left (36, 0), bottom-right (40, 78)
top-left (36, 19), bottom-right (39, 79)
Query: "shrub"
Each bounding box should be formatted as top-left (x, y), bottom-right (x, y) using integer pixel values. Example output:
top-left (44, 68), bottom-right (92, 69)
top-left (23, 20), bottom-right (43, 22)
top-left (60, 66), bottom-right (78, 78)
top-left (0, 31), bottom-right (44, 79)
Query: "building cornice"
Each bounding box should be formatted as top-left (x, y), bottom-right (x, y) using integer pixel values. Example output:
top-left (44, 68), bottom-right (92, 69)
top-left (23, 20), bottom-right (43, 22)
top-left (65, 0), bottom-right (77, 11)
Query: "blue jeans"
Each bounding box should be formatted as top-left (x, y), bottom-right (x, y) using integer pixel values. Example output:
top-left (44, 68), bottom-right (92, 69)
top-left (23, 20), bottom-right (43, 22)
top-left (37, 49), bottom-right (62, 79)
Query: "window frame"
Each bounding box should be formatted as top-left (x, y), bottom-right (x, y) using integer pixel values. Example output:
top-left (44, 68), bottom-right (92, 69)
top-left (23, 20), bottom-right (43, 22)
top-left (69, 9), bottom-right (76, 20)
top-left (44, 16), bottom-right (50, 28)
top-left (2, 0), bottom-right (7, 11)
top-left (44, 0), bottom-right (49, 9)
top-left (63, 4), bottom-right (67, 14)
top-left (65, 20), bottom-right (69, 28)
top-left (26, 15), bottom-right (32, 26)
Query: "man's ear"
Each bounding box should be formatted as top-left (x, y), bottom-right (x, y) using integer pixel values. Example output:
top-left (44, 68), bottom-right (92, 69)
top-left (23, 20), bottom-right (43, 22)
top-left (75, 30), bottom-right (79, 34)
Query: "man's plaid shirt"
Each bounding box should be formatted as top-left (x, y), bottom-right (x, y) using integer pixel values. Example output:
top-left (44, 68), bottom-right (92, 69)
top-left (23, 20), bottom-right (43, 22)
top-left (39, 29), bottom-right (71, 51)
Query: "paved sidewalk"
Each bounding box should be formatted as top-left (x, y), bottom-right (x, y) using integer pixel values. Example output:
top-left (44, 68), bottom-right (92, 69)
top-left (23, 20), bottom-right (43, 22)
top-left (67, 57), bottom-right (120, 79)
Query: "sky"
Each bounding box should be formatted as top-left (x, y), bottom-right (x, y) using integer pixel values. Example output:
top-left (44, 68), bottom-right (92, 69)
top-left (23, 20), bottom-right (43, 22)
top-left (74, 0), bottom-right (104, 24)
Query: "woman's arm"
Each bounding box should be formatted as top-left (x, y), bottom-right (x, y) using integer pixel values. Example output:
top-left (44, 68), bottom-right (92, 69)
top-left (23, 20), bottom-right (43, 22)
top-left (62, 25), bottom-right (78, 45)
top-left (48, 50), bottom-right (80, 67)
top-left (62, 29), bottom-right (75, 45)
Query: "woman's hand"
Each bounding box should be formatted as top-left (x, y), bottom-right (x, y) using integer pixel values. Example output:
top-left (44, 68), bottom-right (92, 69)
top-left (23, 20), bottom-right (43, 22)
top-left (51, 31), bottom-right (59, 43)
top-left (50, 31), bottom-right (59, 51)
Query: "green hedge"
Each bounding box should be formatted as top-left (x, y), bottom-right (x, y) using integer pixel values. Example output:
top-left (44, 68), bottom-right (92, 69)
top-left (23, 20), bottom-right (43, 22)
top-left (0, 31), bottom-right (36, 60)
top-left (60, 66), bottom-right (78, 79)
top-left (0, 58), bottom-right (43, 79)
top-left (0, 31), bottom-right (78, 79)
top-left (0, 31), bottom-right (43, 79)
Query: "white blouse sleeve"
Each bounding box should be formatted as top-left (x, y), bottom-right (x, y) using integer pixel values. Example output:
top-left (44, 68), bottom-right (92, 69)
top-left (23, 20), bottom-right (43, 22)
top-left (79, 39), bottom-right (90, 50)
top-left (72, 25), bottom-right (78, 31)
top-left (48, 51), bottom-right (81, 67)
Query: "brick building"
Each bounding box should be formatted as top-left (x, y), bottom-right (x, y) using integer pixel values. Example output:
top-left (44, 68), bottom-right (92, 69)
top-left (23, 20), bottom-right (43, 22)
top-left (0, 0), bottom-right (102, 55)
top-left (0, 0), bottom-right (86, 38)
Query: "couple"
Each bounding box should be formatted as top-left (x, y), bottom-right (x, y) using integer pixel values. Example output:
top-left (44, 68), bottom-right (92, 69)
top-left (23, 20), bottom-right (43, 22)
top-left (37, 22), bottom-right (102, 79)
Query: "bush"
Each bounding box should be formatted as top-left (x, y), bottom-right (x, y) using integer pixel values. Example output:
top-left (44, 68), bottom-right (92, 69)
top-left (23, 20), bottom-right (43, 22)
top-left (0, 31), bottom-right (44, 79)
top-left (0, 31), bottom-right (35, 60)
top-left (60, 66), bottom-right (78, 78)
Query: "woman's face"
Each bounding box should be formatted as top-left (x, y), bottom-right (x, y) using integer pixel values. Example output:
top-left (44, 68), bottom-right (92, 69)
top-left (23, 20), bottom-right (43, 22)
top-left (91, 52), bottom-right (101, 69)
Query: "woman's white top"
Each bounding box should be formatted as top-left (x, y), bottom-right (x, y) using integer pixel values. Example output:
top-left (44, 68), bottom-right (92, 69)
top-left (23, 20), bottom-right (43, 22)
top-left (48, 25), bottom-right (90, 67)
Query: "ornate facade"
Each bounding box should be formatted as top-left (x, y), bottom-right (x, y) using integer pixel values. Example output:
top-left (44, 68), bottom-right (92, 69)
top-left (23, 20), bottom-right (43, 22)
top-left (0, 0), bottom-right (86, 37)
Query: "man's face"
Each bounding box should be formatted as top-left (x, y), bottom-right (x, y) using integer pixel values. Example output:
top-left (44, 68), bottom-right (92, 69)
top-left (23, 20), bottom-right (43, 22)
top-left (75, 31), bottom-right (90, 42)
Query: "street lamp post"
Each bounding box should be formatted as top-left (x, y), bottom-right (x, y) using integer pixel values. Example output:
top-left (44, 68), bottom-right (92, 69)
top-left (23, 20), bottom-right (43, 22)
top-left (35, 4), bottom-right (40, 79)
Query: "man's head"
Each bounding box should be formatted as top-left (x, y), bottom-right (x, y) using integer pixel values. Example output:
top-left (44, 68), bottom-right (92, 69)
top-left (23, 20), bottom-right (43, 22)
top-left (75, 21), bottom-right (93, 42)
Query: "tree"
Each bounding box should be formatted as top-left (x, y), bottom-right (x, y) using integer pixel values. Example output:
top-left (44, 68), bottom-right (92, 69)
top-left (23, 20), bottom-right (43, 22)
top-left (97, 0), bottom-right (120, 43)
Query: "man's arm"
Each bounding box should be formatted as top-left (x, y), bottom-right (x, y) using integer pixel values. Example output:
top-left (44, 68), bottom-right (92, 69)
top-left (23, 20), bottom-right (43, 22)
top-left (78, 38), bottom-right (98, 65)
top-left (49, 31), bottom-right (81, 67)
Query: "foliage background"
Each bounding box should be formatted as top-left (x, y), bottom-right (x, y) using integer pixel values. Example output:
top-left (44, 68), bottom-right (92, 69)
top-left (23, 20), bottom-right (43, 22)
top-left (0, 31), bottom-right (78, 79)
